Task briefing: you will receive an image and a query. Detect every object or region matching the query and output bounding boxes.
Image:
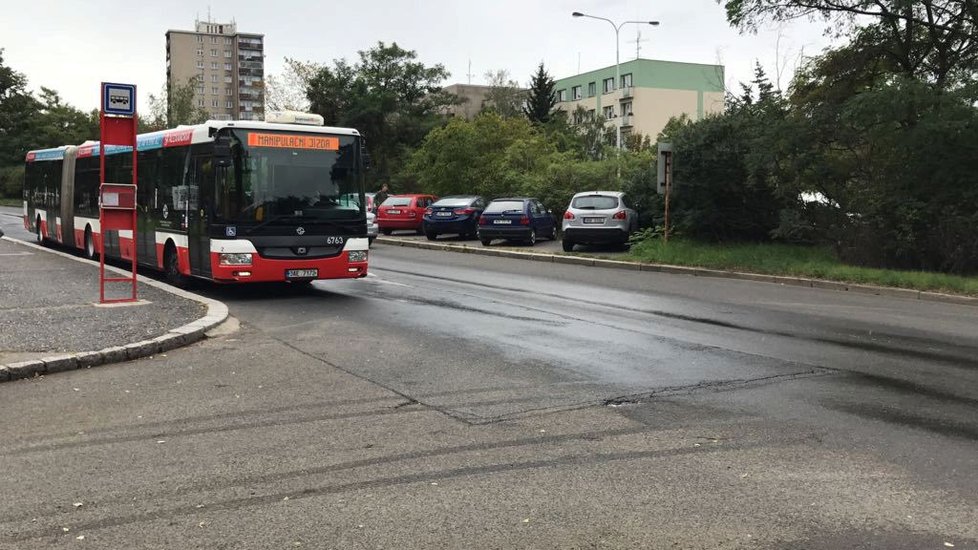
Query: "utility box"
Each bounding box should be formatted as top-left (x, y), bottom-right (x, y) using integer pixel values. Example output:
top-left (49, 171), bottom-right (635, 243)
top-left (657, 142), bottom-right (673, 195)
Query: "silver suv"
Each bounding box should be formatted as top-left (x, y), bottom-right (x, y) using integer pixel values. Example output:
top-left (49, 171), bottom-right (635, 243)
top-left (561, 191), bottom-right (638, 251)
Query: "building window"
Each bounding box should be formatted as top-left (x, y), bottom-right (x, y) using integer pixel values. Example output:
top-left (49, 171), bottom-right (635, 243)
top-left (210, 49), bottom-right (217, 56)
top-left (224, 37), bottom-right (232, 45)
top-left (224, 50), bottom-right (232, 58)
top-left (556, 89), bottom-right (567, 102)
top-left (196, 61), bottom-right (204, 69)
top-left (212, 86), bottom-right (218, 95)
top-left (603, 77), bottom-right (615, 94)
top-left (197, 99), bottom-right (204, 107)
top-left (196, 49), bottom-right (203, 56)
top-left (226, 101), bottom-right (233, 108)
top-left (212, 99), bottom-right (219, 107)
top-left (210, 62), bottom-right (218, 69)
top-left (571, 85), bottom-right (582, 100)
top-left (224, 76), bottom-right (232, 83)
top-left (603, 105), bottom-right (615, 119)
top-left (621, 101), bottom-right (633, 116)
top-left (224, 63), bottom-right (232, 71)
top-left (621, 73), bottom-right (633, 88)
top-left (196, 35), bottom-right (203, 43)
top-left (211, 36), bottom-right (218, 44)
top-left (587, 109), bottom-right (596, 119)
top-left (226, 88), bottom-right (233, 96)
top-left (196, 86), bottom-right (204, 94)
top-left (211, 74), bottom-right (218, 82)
top-left (588, 82), bottom-right (596, 97)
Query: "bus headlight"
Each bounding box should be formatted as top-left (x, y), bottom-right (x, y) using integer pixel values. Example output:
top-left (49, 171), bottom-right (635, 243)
top-left (219, 253), bottom-right (253, 266)
top-left (348, 250), bottom-right (367, 263)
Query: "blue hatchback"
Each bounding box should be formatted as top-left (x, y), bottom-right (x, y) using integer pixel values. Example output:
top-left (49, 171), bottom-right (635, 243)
top-left (477, 197), bottom-right (558, 246)
top-left (422, 196), bottom-right (487, 240)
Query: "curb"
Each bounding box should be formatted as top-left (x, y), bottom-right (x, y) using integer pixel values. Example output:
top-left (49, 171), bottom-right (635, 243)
top-left (374, 237), bottom-right (978, 307)
top-left (0, 236), bottom-right (229, 383)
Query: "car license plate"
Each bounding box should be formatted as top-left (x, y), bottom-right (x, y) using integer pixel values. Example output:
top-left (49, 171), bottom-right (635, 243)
top-left (387, 209), bottom-right (401, 215)
top-left (436, 211), bottom-right (453, 217)
top-left (286, 269), bottom-right (318, 279)
top-left (494, 219), bottom-right (512, 224)
top-left (583, 217), bottom-right (604, 224)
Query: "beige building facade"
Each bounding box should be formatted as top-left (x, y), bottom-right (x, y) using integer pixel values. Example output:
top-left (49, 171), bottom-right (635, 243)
top-left (166, 19), bottom-right (265, 121)
top-left (554, 58), bottom-right (725, 144)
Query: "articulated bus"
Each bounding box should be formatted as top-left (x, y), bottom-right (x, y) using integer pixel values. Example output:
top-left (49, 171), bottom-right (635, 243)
top-left (23, 113), bottom-right (369, 285)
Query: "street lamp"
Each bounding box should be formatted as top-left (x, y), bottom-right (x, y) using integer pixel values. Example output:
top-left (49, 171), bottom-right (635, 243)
top-left (572, 12), bottom-right (659, 151)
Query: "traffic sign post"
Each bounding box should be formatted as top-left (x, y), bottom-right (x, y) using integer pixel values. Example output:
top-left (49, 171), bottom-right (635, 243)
top-left (98, 82), bottom-right (139, 304)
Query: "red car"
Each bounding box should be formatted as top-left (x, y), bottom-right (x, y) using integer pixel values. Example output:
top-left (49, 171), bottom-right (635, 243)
top-left (377, 194), bottom-right (438, 235)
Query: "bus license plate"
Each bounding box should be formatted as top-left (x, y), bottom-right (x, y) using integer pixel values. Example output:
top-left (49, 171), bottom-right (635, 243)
top-left (286, 269), bottom-right (318, 279)
top-left (494, 219), bottom-right (512, 224)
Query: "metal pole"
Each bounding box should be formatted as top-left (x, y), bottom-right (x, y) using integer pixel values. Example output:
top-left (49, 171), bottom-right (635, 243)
top-left (614, 24), bottom-right (621, 152)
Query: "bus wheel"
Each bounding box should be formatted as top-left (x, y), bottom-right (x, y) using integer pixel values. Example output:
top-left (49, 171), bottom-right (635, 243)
top-left (164, 243), bottom-right (188, 288)
top-left (83, 227), bottom-right (97, 260)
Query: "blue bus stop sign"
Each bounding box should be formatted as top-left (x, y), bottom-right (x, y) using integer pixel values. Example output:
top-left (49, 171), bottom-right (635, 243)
top-left (102, 83), bottom-right (136, 117)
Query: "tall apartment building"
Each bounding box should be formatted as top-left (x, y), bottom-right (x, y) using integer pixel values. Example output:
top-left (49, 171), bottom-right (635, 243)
top-left (554, 58), bottom-right (725, 144)
top-left (165, 19), bottom-right (265, 121)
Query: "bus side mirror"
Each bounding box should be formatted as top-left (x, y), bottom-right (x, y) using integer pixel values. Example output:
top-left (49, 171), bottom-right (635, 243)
top-left (214, 136), bottom-right (232, 167)
top-left (361, 137), bottom-right (372, 172)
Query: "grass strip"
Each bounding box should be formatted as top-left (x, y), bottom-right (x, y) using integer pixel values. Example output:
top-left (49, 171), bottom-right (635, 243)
top-left (624, 238), bottom-right (978, 296)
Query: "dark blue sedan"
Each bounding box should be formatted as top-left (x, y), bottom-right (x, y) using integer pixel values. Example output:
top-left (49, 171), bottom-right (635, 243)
top-left (477, 197), bottom-right (558, 246)
top-left (422, 196), bottom-right (487, 240)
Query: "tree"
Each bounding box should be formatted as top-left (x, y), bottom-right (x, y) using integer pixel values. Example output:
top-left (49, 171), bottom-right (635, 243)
top-left (721, 0), bottom-right (978, 91)
top-left (523, 63), bottom-right (556, 124)
top-left (0, 48), bottom-right (40, 168)
top-left (265, 58), bottom-right (320, 112)
top-left (482, 69), bottom-right (525, 118)
top-left (147, 76), bottom-right (209, 129)
top-left (305, 41), bottom-right (458, 183)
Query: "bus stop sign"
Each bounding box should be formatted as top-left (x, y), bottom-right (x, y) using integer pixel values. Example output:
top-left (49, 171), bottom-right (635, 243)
top-left (102, 82), bottom-right (136, 117)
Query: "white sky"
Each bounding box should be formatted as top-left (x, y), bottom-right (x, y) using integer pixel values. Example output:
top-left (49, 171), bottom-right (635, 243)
top-left (1, 0), bottom-right (836, 113)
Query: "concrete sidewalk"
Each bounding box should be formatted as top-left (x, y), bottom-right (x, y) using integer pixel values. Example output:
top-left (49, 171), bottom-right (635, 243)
top-left (0, 237), bottom-right (227, 381)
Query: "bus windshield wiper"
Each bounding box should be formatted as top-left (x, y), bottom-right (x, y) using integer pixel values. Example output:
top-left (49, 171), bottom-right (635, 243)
top-left (244, 214), bottom-right (358, 234)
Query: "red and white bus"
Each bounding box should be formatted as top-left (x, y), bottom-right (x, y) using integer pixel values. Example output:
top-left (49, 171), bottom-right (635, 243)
top-left (23, 113), bottom-right (370, 285)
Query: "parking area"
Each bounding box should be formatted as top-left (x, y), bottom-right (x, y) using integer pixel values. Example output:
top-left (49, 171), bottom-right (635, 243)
top-left (375, 229), bottom-right (632, 257)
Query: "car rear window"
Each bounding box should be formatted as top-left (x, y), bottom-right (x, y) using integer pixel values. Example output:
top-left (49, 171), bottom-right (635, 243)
top-left (382, 197), bottom-right (412, 207)
top-left (572, 195), bottom-right (619, 210)
top-left (433, 198), bottom-right (473, 207)
top-left (484, 200), bottom-right (525, 213)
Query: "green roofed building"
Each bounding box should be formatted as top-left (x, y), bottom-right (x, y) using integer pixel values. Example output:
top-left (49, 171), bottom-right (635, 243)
top-left (554, 58), bottom-right (725, 144)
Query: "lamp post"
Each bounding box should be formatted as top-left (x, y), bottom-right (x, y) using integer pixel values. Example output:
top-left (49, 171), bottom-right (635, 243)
top-left (571, 12), bottom-right (659, 151)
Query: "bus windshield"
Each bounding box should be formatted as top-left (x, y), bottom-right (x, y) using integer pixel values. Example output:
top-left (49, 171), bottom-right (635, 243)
top-left (215, 129), bottom-right (363, 224)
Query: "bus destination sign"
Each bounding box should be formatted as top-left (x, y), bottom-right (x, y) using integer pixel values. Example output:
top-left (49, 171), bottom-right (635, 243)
top-left (247, 133), bottom-right (339, 151)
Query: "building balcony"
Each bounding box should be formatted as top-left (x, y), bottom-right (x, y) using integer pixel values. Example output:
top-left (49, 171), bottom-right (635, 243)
top-left (621, 114), bottom-right (633, 127)
top-left (620, 87), bottom-right (633, 99)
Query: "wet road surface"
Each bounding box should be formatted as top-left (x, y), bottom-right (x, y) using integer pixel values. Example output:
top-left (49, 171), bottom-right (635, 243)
top-left (2, 207), bottom-right (978, 548)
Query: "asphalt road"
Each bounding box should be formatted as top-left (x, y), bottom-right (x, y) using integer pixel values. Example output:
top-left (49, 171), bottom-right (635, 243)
top-left (2, 205), bottom-right (977, 548)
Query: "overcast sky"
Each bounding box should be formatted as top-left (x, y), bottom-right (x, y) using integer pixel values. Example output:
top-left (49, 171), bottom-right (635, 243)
top-left (2, 0), bottom-right (836, 113)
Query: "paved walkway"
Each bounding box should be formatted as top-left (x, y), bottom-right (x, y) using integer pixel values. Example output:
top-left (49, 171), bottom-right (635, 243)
top-left (0, 237), bottom-right (216, 373)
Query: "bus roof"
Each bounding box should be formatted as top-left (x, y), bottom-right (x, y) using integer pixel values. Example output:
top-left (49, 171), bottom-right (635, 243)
top-left (26, 119), bottom-right (361, 161)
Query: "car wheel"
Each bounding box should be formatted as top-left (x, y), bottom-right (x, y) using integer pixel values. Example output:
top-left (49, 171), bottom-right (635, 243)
top-left (35, 216), bottom-right (43, 244)
top-left (84, 226), bottom-right (97, 260)
top-left (527, 229), bottom-right (537, 246)
top-left (368, 236), bottom-right (375, 246)
top-left (562, 239), bottom-right (575, 252)
top-left (164, 243), bottom-right (188, 288)
top-left (381, 229), bottom-right (393, 236)
top-left (425, 231), bottom-right (437, 241)
top-left (481, 238), bottom-right (492, 246)
top-left (549, 226), bottom-right (557, 241)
